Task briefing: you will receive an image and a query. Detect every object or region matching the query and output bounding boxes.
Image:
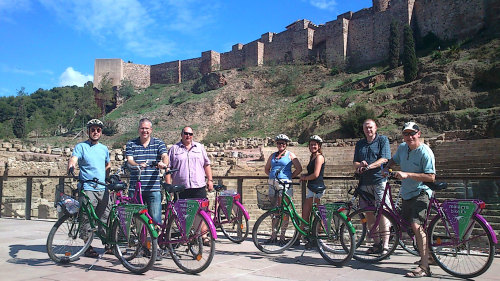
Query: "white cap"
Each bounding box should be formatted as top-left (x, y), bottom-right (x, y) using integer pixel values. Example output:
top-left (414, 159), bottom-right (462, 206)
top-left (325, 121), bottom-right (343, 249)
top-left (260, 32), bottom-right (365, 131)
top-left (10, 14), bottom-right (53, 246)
top-left (402, 122), bottom-right (420, 132)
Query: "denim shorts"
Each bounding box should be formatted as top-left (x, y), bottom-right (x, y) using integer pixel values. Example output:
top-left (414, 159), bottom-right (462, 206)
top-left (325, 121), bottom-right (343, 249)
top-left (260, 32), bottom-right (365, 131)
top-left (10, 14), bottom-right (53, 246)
top-left (268, 178), bottom-right (293, 197)
top-left (306, 186), bottom-right (324, 199)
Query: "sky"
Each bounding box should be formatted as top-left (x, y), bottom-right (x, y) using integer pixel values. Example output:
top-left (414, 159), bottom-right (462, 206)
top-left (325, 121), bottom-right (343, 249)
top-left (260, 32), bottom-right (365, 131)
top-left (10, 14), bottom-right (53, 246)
top-left (0, 0), bottom-right (372, 97)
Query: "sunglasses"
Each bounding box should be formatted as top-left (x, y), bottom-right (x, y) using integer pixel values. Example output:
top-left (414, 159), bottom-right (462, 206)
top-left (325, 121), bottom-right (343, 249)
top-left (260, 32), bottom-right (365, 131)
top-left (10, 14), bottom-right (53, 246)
top-left (183, 132), bottom-right (194, 136)
top-left (90, 128), bottom-right (102, 133)
top-left (403, 131), bottom-right (418, 137)
top-left (276, 142), bottom-right (287, 145)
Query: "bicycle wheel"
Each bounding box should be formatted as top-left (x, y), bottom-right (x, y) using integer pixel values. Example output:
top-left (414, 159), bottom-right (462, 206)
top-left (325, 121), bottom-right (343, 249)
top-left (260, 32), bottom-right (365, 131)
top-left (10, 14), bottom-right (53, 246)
top-left (428, 215), bottom-right (495, 278)
top-left (252, 209), bottom-right (298, 254)
top-left (314, 213), bottom-right (355, 266)
top-left (112, 214), bottom-right (158, 274)
top-left (399, 230), bottom-right (419, 256)
top-left (46, 212), bottom-right (93, 263)
top-left (217, 204), bottom-right (249, 243)
top-left (349, 208), bottom-right (398, 263)
top-left (166, 212), bottom-right (215, 274)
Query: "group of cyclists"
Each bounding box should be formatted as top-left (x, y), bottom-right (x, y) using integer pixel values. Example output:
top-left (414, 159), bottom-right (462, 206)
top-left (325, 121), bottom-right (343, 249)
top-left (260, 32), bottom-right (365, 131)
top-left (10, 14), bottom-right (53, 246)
top-left (265, 119), bottom-right (436, 278)
top-left (69, 117), bottom-right (436, 278)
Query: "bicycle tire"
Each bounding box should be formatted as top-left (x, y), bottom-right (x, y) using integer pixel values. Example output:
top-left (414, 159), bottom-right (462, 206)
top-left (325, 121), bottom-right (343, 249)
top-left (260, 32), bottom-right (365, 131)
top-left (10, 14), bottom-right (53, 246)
top-left (46, 212), bottom-right (93, 263)
top-left (217, 204), bottom-right (249, 243)
top-left (428, 214), bottom-right (495, 278)
top-left (166, 212), bottom-right (215, 274)
top-left (349, 208), bottom-right (399, 263)
top-left (112, 213), bottom-right (158, 274)
top-left (314, 213), bottom-right (355, 266)
top-left (252, 208), bottom-right (298, 254)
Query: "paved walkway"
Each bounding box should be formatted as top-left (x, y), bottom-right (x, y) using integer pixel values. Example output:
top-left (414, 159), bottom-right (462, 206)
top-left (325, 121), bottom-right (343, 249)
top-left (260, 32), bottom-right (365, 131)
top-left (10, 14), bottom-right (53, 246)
top-left (1, 217), bottom-right (498, 280)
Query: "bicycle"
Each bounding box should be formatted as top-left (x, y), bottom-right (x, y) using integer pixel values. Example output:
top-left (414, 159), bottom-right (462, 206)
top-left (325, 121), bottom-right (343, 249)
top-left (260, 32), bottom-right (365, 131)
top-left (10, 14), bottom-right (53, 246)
top-left (349, 171), bottom-right (497, 278)
top-left (46, 168), bottom-right (158, 274)
top-left (209, 183), bottom-right (250, 243)
top-left (124, 163), bottom-right (217, 274)
top-left (252, 170), bottom-right (356, 266)
top-left (339, 173), bottom-right (419, 257)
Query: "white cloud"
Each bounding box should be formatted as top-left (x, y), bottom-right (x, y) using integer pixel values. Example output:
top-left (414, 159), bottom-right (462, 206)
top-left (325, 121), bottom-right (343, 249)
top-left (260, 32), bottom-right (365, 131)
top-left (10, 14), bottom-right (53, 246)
top-left (309, 0), bottom-right (337, 11)
top-left (37, 0), bottom-right (216, 58)
top-left (59, 67), bottom-right (93, 87)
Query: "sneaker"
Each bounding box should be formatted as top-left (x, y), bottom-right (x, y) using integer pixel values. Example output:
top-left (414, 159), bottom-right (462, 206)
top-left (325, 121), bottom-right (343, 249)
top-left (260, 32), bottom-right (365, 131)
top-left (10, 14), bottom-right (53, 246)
top-left (104, 245), bottom-right (114, 255)
top-left (366, 242), bottom-right (383, 254)
top-left (304, 240), bottom-right (317, 249)
top-left (293, 239), bottom-right (301, 247)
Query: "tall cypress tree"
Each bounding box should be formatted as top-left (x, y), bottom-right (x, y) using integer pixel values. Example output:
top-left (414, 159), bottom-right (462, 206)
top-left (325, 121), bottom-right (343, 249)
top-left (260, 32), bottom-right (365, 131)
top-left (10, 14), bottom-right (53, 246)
top-left (13, 89), bottom-right (27, 138)
top-left (403, 25), bottom-right (418, 82)
top-left (389, 20), bottom-right (400, 69)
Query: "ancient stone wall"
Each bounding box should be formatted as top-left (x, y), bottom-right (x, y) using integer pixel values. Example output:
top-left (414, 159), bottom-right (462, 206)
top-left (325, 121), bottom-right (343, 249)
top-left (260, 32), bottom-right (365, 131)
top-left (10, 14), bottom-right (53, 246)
top-left (123, 62), bottom-right (150, 88)
top-left (94, 0), bottom-right (491, 89)
top-left (414, 0), bottom-right (486, 41)
top-left (151, 61), bottom-right (180, 84)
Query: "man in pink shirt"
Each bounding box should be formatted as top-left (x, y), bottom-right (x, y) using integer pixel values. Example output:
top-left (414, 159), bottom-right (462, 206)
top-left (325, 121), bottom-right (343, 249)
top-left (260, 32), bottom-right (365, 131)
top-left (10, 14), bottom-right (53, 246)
top-left (166, 126), bottom-right (214, 198)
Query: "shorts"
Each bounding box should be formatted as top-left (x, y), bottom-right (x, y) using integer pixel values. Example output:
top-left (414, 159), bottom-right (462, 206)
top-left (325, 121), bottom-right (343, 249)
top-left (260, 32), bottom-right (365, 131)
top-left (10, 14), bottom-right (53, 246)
top-left (359, 181), bottom-right (390, 209)
top-left (178, 187), bottom-right (207, 199)
top-left (268, 178), bottom-right (293, 197)
top-left (306, 186), bottom-right (324, 199)
top-left (401, 190), bottom-right (430, 225)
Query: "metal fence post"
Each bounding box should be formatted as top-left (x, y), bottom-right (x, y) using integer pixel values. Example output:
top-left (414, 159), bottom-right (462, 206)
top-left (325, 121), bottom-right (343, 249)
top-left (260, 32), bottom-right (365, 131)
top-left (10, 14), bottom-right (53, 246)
top-left (237, 178), bottom-right (243, 202)
top-left (25, 177), bottom-right (33, 220)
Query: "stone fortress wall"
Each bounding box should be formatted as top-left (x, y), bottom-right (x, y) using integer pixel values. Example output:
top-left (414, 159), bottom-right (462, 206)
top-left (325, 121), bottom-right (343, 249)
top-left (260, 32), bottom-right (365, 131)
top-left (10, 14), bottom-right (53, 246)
top-left (93, 0), bottom-right (496, 90)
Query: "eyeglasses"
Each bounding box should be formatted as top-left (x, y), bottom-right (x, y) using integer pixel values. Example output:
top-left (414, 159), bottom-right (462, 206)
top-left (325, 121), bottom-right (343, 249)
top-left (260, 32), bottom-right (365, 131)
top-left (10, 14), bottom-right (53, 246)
top-left (403, 131), bottom-right (418, 137)
top-left (90, 128), bottom-right (102, 133)
top-left (183, 132), bottom-right (194, 136)
top-left (276, 142), bottom-right (287, 146)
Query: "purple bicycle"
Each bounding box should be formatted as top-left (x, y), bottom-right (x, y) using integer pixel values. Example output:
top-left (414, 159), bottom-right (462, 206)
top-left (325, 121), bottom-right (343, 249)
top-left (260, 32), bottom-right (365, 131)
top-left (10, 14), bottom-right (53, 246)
top-left (121, 163), bottom-right (217, 274)
top-left (349, 171), bottom-right (497, 278)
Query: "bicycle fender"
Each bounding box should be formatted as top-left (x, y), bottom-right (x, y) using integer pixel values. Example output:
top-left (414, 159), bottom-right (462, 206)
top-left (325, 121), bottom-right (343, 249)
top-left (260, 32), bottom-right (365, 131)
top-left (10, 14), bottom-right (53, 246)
top-left (139, 213), bottom-right (158, 238)
top-left (234, 201), bottom-right (250, 221)
top-left (199, 210), bottom-right (218, 240)
top-left (338, 211), bottom-right (356, 234)
top-left (475, 213), bottom-right (497, 244)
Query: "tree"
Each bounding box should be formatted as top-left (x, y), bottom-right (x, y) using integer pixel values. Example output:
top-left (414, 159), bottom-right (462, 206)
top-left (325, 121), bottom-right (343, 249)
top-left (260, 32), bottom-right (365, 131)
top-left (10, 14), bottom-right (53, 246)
top-left (388, 20), bottom-right (400, 69)
top-left (28, 110), bottom-right (48, 144)
top-left (13, 88), bottom-right (27, 138)
top-left (340, 105), bottom-right (376, 138)
top-left (403, 25), bottom-right (418, 82)
top-left (96, 73), bottom-right (115, 115)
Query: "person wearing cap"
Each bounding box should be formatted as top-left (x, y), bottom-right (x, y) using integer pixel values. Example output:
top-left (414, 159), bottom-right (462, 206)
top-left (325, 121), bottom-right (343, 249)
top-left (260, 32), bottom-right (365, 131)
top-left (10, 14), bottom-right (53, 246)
top-left (353, 119), bottom-right (391, 254)
top-left (299, 135), bottom-right (325, 247)
top-left (263, 134), bottom-right (302, 245)
top-left (384, 121), bottom-right (436, 278)
top-left (67, 118), bottom-right (111, 258)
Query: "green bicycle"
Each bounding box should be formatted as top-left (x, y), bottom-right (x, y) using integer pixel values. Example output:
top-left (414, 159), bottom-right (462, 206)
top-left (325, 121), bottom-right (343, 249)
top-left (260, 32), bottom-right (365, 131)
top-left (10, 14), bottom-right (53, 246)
top-left (46, 169), bottom-right (158, 274)
top-left (252, 171), bottom-right (356, 266)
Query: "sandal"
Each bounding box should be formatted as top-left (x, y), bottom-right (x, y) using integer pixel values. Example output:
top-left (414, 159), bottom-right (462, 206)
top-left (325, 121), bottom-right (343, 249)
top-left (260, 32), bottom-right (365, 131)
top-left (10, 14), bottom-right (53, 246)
top-left (405, 265), bottom-right (431, 278)
top-left (84, 246), bottom-right (99, 258)
top-left (366, 243), bottom-right (383, 254)
top-left (104, 245), bottom-right (114, 255)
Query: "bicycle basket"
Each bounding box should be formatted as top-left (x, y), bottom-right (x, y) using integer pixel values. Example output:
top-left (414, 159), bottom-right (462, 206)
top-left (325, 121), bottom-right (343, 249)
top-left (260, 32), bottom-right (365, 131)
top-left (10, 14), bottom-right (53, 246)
top-left (256, 184), bottom-right (277, 210)
top-left (116, 204), bottom-right (148, 238)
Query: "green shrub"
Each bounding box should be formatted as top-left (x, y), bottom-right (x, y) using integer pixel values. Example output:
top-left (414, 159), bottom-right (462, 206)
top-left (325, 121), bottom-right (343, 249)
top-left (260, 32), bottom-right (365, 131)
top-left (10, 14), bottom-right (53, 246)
top-left (102, 120), bottom-right (118, 136)
top-left (340, 105), bottom-right (376, 138)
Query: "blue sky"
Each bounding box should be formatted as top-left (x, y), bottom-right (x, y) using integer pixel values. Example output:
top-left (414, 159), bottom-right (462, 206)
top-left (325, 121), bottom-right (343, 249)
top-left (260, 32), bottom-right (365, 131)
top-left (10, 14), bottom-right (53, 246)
top-left (0, 0), bottom-right (372, 97)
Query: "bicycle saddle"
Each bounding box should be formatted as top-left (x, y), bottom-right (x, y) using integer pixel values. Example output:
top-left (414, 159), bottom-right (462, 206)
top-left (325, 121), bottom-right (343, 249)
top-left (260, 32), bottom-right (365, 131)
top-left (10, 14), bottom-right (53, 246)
top-left (108, 182), bottom-right (127, 191)
top-left (308, 185), bottom-right (326, 193)
top-left (162, 183), bottom-right (186, 193)
top-left (214, 184), bottom-right (226, 191)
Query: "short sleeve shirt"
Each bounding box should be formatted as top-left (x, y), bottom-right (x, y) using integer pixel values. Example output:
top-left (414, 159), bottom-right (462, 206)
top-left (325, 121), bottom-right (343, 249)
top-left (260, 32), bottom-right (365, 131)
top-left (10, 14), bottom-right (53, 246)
top-left (392, 142), bottom-right (435, 200)
top-left (168, 141), bottom-right (211, 189)
top-left (353, 134), bottom-right (391, 185)
top-left (126, 137), bottom-right (167, 192)
top-left (72, 140), bottom-right (110, 191)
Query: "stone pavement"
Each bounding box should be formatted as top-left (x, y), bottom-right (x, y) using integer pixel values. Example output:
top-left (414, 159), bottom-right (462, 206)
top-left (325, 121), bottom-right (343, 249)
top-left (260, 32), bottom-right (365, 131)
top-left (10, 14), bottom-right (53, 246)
top-left (1, 217), bottom-right (498, 281)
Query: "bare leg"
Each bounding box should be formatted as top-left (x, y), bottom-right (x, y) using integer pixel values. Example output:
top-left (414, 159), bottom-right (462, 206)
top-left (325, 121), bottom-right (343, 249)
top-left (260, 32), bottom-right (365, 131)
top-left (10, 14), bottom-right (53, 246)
top-left (412, 222), bottom-right (428, 269)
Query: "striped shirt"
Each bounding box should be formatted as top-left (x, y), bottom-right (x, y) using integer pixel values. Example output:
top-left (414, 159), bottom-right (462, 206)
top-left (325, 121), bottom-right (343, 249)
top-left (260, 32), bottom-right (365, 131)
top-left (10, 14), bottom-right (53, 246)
top-left (126, 137), bottom-right (167, 192)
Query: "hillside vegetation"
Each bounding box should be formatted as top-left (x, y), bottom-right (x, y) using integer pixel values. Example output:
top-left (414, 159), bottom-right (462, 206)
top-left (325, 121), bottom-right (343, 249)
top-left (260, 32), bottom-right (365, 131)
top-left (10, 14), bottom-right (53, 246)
top-left (1, 37), bottom-right (499, 148)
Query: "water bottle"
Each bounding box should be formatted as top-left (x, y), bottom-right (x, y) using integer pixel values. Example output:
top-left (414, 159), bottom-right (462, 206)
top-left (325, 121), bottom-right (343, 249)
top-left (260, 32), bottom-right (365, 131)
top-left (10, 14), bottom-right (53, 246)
top-left (65, 198), bottom-right (80, 214)
top-left (221, 189), bottom-right (237, 196)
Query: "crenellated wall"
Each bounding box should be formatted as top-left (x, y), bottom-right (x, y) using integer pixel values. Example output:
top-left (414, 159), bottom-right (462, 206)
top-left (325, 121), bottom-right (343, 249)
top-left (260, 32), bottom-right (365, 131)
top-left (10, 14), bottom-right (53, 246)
top-left (94, 0), bottom-right (492, 90)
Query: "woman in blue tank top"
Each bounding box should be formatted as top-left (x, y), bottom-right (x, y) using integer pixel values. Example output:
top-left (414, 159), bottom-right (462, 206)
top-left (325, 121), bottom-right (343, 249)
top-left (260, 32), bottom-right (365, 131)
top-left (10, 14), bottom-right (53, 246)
top-left (263, 134), bottom-right (302, 245)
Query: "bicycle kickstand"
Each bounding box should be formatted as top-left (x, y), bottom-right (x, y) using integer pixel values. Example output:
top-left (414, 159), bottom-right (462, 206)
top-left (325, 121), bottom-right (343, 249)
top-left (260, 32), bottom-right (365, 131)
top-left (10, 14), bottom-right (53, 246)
top-left (85, 252), bottom-right (104, 272)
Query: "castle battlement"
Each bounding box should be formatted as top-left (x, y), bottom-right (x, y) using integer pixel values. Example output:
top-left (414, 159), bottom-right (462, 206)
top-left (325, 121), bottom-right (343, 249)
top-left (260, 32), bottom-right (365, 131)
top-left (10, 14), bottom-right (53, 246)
top-left (94, 0), bottom-right (493, 90)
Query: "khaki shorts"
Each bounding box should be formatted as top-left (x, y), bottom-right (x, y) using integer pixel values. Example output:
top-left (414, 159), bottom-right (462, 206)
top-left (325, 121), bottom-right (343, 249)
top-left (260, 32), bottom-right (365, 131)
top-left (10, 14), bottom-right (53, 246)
top-left (359, 181), bottom-right (390, 209)
top-left (401, 191), bottom-right (430, 225)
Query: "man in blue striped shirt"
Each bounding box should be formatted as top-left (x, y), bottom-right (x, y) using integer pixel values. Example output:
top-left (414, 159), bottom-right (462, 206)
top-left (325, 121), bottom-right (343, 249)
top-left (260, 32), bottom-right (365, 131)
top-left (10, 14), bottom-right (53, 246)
top-left (126, 118), bottom-right (168, 224)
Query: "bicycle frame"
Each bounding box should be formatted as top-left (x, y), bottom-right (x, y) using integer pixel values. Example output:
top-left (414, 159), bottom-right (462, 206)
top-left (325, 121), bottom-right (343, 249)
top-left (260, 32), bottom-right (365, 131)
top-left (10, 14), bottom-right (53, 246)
top-left (211, 188), bottom-right (250, 227)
